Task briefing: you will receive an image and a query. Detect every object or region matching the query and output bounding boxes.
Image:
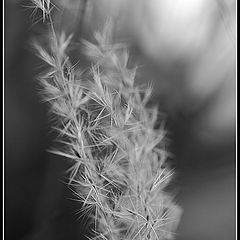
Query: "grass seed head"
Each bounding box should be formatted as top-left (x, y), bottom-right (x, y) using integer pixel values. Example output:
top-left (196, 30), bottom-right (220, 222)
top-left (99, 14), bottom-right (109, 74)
top-left (32, 2), bottom-right (182, 239)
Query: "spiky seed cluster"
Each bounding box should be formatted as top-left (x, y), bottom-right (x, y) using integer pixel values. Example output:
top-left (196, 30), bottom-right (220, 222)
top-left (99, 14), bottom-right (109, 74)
top-left (33, 3), bottom-right (181, 240)
top-left (27, 0), bottom-right (52, 22)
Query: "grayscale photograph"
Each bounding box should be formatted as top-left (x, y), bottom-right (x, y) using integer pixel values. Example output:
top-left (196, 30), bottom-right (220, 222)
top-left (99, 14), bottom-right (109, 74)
top-left (4, 0), bottom-right (236, 240)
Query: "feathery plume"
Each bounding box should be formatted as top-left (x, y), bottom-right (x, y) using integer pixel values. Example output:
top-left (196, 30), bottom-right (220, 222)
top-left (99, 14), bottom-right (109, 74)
top-left (31, 2), bottom-right (182, 239)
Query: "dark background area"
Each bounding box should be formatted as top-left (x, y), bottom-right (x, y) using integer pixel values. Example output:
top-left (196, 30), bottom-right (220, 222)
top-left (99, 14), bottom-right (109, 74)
top-left (5, 1), bottom-right (236, 240)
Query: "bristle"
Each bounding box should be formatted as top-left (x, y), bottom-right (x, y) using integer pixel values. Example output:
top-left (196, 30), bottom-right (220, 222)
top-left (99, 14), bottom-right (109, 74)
top-left (32, 2), bottom-right (182, 239)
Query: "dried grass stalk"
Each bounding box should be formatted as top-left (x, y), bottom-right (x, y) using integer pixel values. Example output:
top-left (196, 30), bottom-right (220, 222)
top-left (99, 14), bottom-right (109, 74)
top-left (31, 1), bottom-right (182, 239)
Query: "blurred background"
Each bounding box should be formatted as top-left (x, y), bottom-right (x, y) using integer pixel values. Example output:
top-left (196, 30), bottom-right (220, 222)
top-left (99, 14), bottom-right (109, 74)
top-left (5, 0), bottom-right (236, 239)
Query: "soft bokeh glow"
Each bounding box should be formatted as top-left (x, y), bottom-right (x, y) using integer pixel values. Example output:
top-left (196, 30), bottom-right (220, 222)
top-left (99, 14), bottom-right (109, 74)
top-left (5, 1), bottom-right (236, 240)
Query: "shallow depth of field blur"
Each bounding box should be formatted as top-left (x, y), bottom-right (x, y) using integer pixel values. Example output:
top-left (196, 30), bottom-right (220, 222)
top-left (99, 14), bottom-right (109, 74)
top-left (5, 0), bottom-right (236, 240)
